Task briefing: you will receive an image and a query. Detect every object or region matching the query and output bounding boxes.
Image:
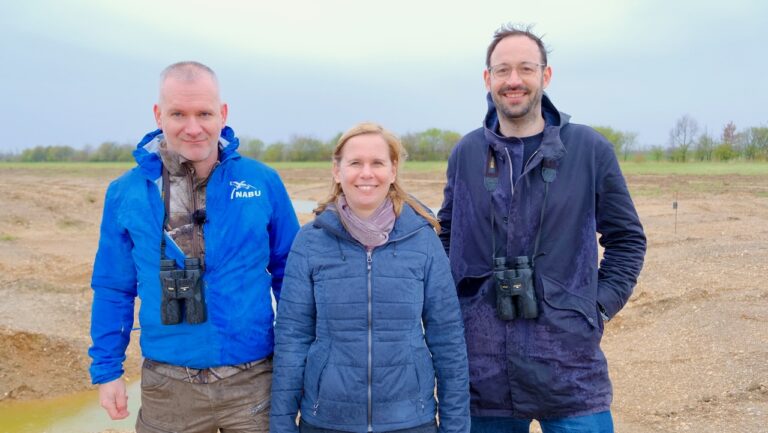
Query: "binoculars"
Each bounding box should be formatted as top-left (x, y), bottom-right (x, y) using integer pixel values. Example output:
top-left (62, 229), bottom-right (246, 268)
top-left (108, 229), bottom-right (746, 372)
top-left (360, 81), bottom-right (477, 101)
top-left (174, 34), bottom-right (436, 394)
top-left (492, 256), bottom-right (538, 320)
top-left (160, 257), bottom-right (206, 325)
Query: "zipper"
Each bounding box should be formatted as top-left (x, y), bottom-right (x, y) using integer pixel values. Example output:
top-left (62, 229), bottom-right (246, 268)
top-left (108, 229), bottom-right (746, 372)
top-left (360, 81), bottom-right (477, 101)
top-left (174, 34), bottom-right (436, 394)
top-left (524, 148), bottom-right (540, 173)
top-left (312, 400), bottom-right (320, 416)
top-left (516, 148), bottom-right (540, 360)
top-left (189, 161), bottom-right (219, 263)
top-left (504, 147), bottom-right (515, 197)
top-left (252, 398), bottom-right (270, 414)
top-left (366, 250), bottom-right (373, 432)
top-left (509, 147), bottom-right (541, 192)
top-left (188, 167), bottom-right (201, 259)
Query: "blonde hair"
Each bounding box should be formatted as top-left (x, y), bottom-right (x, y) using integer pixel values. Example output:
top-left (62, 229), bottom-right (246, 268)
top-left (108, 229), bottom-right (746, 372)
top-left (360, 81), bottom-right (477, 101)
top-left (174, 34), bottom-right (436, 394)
top-left (315, 122), bottom-right (440, 232)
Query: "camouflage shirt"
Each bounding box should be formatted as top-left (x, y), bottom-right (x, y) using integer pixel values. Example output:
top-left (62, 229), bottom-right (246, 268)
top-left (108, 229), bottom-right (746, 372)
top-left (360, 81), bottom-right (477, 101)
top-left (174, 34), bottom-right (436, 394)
top-left (159, 143), bottom-right (218, 264)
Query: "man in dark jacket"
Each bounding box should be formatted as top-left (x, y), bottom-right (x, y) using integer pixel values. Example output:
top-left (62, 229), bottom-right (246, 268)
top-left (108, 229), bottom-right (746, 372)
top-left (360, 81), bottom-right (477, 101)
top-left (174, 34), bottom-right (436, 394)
top-left (438, 24), bottom-right (646, 433)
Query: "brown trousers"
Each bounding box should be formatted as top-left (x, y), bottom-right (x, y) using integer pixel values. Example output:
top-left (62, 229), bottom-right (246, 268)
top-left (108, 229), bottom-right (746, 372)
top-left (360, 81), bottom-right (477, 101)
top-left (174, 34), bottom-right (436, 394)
top-left (136, 358), bottom-right (272, 433)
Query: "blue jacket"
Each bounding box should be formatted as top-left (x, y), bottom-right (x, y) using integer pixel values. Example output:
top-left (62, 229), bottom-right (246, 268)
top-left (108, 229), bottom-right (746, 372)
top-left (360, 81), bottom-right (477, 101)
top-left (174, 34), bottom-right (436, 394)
top-left (438, 94), bottom-right (646, 418)
top-left (88, 127), bottom-right (299, 384)
top-left (270, 204), bottom-right (470, 433)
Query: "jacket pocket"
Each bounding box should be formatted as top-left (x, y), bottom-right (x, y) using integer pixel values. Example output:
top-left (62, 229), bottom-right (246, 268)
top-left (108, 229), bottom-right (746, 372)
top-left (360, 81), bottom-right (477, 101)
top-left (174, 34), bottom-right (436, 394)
top-left (411, 346), bottom-right (436, 397)
top-left (539, 274), bottom-right (598, 329)
top-left (456, 275), bottom-right (489, 298)
top-left (140, 363), bottom-right (172, 393)
top-left (304, 341), bottom-right (331, 400)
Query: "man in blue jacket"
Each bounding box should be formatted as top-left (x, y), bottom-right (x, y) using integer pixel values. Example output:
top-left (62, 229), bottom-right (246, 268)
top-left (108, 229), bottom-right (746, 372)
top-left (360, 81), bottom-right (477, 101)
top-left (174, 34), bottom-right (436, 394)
top-left (438, 25), bottom-right (646, 433)
top-left (89, 61), bottom-right (299, 432)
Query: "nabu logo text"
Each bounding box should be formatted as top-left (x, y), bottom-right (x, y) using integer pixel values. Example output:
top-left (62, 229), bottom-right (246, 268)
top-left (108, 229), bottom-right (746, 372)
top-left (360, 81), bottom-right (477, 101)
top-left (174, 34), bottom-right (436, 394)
top-left (229, 181), bottom-right (262, 200)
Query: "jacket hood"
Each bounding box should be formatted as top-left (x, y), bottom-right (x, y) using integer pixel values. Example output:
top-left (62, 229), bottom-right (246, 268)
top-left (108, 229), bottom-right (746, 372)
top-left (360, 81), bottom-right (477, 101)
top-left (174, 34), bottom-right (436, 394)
top-left (313, 201), bottom-right (431, 246)
top-left (483, 92), bottom-right (569, 163)
top-left (132, 126), bottom-right (241, 179)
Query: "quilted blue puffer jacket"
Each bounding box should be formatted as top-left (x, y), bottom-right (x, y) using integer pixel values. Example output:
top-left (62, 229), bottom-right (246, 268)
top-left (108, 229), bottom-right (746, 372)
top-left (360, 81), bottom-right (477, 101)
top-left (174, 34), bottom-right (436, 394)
top-left (270, 203), bottom-right (470, 433)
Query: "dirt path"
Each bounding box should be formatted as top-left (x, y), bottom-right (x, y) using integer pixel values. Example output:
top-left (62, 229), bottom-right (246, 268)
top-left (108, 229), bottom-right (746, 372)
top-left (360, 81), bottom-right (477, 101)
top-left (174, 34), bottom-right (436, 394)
top-left (0, 165), bottom-right (766, 432)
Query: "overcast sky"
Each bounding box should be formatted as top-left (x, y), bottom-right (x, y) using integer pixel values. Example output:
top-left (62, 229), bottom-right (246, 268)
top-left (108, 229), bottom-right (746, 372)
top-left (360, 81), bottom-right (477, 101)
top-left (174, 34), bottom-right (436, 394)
top-left (1, 0), bottom-right (765, 153)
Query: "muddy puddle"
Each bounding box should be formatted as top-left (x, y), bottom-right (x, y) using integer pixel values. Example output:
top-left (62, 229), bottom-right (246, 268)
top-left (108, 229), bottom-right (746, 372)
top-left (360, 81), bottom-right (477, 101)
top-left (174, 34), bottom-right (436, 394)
top-left (0, 382), bottom-right (140, 433)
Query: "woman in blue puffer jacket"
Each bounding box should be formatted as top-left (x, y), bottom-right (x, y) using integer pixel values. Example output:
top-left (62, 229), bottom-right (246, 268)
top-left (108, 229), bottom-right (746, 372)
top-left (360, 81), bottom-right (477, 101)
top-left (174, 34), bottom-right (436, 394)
top-left (270, 122), bottom-right (470, 433)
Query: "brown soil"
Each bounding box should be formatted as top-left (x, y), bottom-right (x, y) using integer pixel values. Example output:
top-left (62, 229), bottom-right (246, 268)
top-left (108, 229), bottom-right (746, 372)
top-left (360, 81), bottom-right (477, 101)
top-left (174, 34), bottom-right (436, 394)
top-left (0, 165), bottom-right (766, 432)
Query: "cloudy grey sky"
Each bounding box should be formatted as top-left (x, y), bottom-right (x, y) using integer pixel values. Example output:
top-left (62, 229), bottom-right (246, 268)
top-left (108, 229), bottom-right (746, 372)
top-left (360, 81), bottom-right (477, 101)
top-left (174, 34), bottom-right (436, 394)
top-left (1, 0), bottom-right (765, 153)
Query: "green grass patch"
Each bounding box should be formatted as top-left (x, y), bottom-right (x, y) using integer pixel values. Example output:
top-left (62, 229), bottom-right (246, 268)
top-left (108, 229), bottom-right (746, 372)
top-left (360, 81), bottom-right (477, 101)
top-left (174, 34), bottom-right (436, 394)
top-left (271, 160), bottom-right (765, 175)
top-left (4, 160), bottom-right (765, 176)
top-left (401, 161), bottom-right (449, 172)
top-left (0, 161), bottom-right (134, 177)
top-left (0, 233), bottom-right (16, 241)
top-left (619, 161), bottom-right (768, 175)
top-left (263, 161), bottom-right (330, 170)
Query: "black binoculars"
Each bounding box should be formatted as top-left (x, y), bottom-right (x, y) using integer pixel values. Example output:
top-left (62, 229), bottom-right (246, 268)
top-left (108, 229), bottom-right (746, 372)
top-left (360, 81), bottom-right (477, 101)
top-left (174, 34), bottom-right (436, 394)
top-left (160, 257), bottom-right (206, 325)
top-left (492, 256), bottom-right (538, 320)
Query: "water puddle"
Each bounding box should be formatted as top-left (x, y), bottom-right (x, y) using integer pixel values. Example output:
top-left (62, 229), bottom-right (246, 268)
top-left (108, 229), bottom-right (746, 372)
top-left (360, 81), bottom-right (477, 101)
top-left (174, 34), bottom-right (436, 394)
top-left (291, 199), bottom-right (316, 214)
top-left (0, 381), bottom-right (140, 433)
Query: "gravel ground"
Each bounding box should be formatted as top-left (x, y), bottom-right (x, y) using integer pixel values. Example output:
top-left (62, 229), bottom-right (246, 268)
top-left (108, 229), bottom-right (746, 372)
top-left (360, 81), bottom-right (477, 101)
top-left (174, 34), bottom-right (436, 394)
top-left (0, 166), bottom-right (765, 432)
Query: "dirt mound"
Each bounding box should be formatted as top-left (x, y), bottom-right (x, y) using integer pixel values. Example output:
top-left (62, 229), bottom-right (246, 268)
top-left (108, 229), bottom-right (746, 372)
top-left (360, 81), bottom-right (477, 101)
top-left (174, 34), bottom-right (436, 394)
top-left (0, 328), bottom-right (91, 401)
top-left (0, 165), bottom-right (141, 403)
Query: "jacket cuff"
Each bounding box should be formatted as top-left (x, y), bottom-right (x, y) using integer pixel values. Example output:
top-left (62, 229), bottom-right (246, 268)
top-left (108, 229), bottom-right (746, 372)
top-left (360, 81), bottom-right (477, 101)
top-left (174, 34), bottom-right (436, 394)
top-left (90, 365), bottom-right (124, 385)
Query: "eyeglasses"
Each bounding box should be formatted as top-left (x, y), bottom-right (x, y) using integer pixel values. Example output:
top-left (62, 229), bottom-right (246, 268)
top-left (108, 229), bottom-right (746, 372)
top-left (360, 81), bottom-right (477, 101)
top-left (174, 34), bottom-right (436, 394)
top-left (488, 62), bottom-right (545, 79)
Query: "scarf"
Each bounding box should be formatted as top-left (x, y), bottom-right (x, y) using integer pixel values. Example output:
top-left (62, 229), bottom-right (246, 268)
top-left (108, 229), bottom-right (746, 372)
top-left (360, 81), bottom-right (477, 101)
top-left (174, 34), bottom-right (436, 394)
top-left (333, 195), bottom-right (396, 249)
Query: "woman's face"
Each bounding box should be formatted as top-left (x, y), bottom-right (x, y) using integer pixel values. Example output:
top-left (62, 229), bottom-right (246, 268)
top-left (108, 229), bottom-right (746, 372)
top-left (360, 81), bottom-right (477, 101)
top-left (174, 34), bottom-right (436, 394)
top-left (333, 133), bottom-right (397, 219)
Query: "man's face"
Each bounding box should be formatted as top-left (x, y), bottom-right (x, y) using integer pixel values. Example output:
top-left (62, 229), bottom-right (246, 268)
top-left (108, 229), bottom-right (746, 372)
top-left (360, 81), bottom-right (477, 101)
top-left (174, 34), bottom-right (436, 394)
top-left (484, 35), bottom-right (552, 123)
top-left (153, 75), bottom-right (228, 164)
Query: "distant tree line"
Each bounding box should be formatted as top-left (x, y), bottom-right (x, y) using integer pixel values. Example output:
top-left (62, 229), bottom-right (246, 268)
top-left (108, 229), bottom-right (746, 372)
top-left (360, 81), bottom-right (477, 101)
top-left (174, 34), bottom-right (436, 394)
top-left (2, 120), bottom-right (766, 163)
top-left (238, 128), bottom-right (462, 162)
top-left (0, 142), bottom-right (136, 162)
top-left (1, 128), bottom-right (463, 163)
top-left (593, 117), bottom-right (768, 162)
top-left (661, 116), bottom-right (768, 162)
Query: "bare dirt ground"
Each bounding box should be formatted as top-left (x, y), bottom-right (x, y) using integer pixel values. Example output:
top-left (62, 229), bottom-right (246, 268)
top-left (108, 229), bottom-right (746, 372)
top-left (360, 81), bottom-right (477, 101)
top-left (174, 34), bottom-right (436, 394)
top-left (0, 164), bottom-right (766, 432)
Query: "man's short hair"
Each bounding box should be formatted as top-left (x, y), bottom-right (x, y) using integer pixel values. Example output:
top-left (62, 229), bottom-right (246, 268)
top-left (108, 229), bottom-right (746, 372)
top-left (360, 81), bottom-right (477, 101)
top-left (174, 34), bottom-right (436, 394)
top-left (160, 61), bottom-right (218, 84)
top-left (486, 23), bottom-right (549, 68)
top-left (158, 61), bottom-right (220, 102)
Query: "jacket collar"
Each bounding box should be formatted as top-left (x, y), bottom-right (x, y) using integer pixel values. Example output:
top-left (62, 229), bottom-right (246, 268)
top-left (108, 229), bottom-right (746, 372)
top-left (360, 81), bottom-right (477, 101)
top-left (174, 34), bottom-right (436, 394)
top-left (482, 92), bottom-right (568, 167)
top-left (132, 126), bottom-right (241, 180)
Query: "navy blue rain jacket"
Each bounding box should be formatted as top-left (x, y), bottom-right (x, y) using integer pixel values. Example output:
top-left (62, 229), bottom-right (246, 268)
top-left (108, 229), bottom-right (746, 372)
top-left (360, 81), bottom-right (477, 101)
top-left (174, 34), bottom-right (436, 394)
top-left (438, 94), bottom-right (646, 418)
top-left (271, 204), bottom-right (470, 433)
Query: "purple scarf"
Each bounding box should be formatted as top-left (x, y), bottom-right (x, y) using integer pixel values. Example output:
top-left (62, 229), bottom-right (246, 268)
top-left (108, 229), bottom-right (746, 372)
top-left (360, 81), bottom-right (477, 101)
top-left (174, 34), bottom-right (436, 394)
top-left (334, 195), bottom-right (396, 249)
